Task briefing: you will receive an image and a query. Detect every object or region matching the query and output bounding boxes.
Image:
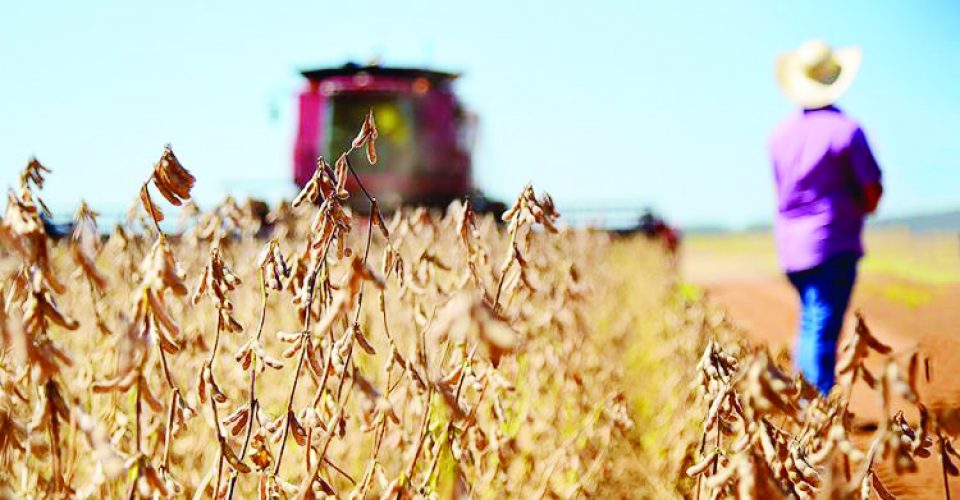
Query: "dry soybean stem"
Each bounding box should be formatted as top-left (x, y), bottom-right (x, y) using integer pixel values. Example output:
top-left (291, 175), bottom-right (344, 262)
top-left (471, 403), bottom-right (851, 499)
top-left (161, 389), bottom-right (178, 470)
top-left (211, 396), bottom-right (226, 497)
top-left (226, 269), bottom-right (269, 500)
top-left (942, 434), bottom-right (952, 500)
top-left (274, 260), bottom-right (323, 473)
top-left (399, 389), bottom-right (434, 499)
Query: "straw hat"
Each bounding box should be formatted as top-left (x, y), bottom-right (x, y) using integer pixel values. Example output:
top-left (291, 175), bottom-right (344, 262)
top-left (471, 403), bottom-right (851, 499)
top-left (776, 39), bottom-right (862, 109)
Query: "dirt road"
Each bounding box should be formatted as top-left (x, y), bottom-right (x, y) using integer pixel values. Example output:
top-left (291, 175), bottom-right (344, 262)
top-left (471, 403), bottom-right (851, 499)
top-left (684, 242), bottom-right (960, 498)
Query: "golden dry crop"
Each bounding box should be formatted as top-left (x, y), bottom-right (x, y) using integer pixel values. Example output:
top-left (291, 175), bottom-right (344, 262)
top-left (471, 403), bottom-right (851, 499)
top-left (685, 310), bottom-right (960, 499)
top-left (9, 115), bottom-right (947, 500)
top-left (0, 117), bottom-right (717, 499)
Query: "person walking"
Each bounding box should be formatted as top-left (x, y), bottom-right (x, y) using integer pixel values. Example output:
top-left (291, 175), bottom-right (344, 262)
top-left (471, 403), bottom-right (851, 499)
top-left (769, 39), bottom-right (884, 394)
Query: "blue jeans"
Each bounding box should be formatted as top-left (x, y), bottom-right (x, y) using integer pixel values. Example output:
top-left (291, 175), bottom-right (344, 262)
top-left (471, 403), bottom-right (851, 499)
top-left (787, 253), bottom-right (858, 394)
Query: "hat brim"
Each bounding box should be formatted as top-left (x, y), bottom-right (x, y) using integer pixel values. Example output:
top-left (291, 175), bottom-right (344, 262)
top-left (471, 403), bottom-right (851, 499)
top-left (776, 46), bottom-right (862, 108)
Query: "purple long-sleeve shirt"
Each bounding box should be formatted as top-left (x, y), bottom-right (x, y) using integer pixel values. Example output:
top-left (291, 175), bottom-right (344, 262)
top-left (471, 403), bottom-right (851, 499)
top-left (768, 106), bottom-right (882, 272)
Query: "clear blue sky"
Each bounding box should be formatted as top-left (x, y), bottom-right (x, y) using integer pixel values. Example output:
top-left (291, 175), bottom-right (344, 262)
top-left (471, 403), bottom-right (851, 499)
top-left (1, 1), bottom-right (958, 228)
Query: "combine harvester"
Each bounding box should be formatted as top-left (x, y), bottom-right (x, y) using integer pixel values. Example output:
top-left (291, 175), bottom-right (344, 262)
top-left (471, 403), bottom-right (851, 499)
top-left (293, 62), bottom-right (503, 214)
top-left (43, 62), bottom-right (676, 245)
top-left (290, 63), bottom-right (678, 249)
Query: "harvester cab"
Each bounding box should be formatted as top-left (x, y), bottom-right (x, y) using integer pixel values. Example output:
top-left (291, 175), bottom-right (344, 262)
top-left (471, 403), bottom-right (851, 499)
top-left (294, 63), bottom-right (500, 214)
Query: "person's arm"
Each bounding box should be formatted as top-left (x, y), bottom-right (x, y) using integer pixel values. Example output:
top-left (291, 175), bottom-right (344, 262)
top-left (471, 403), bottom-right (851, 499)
top-left (849, 127), bottom-right (883, 214)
